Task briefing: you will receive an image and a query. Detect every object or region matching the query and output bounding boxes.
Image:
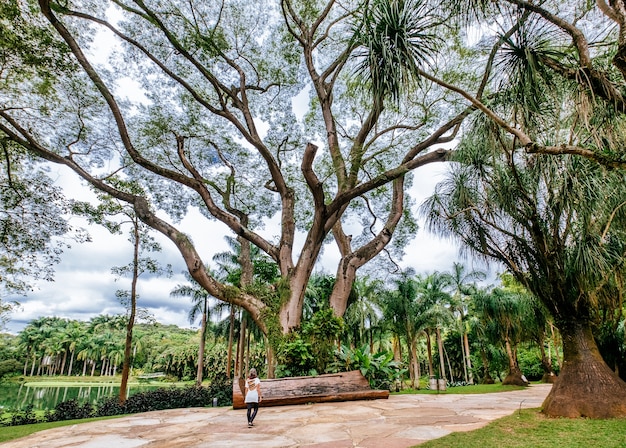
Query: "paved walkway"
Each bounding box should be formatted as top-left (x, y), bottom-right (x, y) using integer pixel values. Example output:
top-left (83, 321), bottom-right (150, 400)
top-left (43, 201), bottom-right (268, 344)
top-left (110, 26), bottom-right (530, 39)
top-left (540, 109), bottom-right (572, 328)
top-left (2, 384), bottom-right (551, 448)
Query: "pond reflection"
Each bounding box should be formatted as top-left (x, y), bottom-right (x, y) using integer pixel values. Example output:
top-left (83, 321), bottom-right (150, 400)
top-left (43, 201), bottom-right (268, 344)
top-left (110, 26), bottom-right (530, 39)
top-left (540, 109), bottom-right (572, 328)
top-left (0, 383), bottom-right (161, 411)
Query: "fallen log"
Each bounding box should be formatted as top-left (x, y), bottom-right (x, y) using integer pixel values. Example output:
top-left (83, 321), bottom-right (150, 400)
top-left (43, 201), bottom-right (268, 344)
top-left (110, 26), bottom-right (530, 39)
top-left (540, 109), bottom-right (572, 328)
top-left (232, 370), bottom-right (389, 409)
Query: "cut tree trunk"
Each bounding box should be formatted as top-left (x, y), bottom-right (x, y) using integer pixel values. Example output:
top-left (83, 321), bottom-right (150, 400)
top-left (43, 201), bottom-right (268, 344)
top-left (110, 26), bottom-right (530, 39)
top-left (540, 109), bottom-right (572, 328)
top-left (542, 322), bottom-right (626, 418)
top-left (232, 370), bottom-right (389, 409)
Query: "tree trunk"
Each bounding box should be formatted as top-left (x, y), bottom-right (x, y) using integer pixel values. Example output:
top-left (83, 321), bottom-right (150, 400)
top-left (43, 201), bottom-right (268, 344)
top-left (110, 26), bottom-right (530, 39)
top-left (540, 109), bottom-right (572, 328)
top-left (460, 333), bottom-right (468, 382)
top-left (227, 305), bottom-right (235, 378)
top-left (542, 321), bottom-right (626, 418)
top-left (68, 351), bottom-right (75, 376)
top-left (549, 322), bottom-right (562, 368)
top-left (120, 220), bottom-right (139, 403)
top-left (463, 333), bottom-right (474, 384)
top-left (236, 316), bottom-right (247, 378)
top-left (60, 350), bottom-right (68, 376)
top-left (408, 336), bottom-right (419, 389)
top-left (392, 336), bottom-right (402, 362)
top-left (502, 338), bottom-right (528, 386)
top-left (480, 347), bottom-right (494, 384)
top-left (266, 340), bottom-right (275, 379)
top-left (425, 331), bottom-right (435, 378)
top-left (444, 344), bottom-right (454, 383)
top-left (436, 327), bottom-right (446, 381)
top-left (538, 335), bottom-right (557, 383)
top-left (195, 298), bottom-right (208, 386)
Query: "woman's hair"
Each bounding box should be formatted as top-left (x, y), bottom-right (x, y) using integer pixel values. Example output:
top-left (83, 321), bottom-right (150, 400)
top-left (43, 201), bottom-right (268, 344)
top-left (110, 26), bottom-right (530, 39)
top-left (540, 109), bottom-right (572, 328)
top-left (248, 368), bottom-right (257, 379)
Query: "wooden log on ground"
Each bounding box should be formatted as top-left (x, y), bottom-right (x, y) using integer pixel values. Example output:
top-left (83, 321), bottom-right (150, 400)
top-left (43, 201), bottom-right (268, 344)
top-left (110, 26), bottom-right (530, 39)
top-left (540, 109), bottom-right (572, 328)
top-left (232, 370), bottom-right (390, 409)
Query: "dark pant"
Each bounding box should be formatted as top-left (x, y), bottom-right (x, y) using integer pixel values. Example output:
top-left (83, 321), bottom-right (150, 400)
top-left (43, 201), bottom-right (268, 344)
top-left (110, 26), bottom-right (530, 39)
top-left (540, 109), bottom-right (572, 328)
top-left (246, 402), bottom-right (259, 423)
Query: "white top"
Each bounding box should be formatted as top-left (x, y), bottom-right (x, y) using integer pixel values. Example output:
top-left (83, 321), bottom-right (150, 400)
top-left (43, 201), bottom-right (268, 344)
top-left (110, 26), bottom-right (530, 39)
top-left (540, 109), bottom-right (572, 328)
top-left (244, 377), bottom-right (261, 403)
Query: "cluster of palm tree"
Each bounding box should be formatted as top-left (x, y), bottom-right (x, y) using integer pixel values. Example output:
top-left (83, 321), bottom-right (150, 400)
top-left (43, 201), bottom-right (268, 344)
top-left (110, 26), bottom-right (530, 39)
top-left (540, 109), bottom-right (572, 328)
top-left (14, 315), bottom-right (191, 379)
top-left (163, 256), bottom-right (569, 388)
top-left (7, 260), bottom-right (570, 390)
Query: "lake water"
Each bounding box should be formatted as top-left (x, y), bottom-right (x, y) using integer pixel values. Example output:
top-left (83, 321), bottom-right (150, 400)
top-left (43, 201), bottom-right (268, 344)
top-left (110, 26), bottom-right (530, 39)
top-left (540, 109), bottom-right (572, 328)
top-left (0, 383), bottom-right (163, 411)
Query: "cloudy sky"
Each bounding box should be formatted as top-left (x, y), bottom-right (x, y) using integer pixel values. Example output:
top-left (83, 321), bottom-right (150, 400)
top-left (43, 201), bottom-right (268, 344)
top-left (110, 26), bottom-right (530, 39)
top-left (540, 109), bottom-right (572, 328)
top-left (5, 161), bottom-right (497, 335)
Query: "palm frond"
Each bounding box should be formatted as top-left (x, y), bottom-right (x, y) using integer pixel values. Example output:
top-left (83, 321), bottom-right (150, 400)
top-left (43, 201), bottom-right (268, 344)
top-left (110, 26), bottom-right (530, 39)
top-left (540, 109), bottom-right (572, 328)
top-left (352, 0), bottom-right (442, 104)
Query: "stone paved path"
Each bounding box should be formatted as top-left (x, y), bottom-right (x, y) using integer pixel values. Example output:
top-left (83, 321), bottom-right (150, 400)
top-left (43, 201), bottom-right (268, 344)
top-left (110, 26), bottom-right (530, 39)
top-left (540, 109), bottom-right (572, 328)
top-left (1, 384), bottom-right (551, 448)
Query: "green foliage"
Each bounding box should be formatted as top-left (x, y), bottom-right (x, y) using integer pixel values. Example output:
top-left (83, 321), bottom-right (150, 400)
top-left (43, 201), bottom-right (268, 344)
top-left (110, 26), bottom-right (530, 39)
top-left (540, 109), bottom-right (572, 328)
top-left (45, 399), bottom-right (94, 422)
top-left (0, 360), bottom-right (22, 379)
top-left (4, 405), bottom-right (38, 426)
top-left (95, 386), bottom-right (216, 417)
top-left (516, 346), bottom-right (559, 381)
top-left (275, 309), bottom-right (344, 377)
top-left (207, 375), bottom-right (234, 407)
top-left (334, 345), bottom-right (404, 390)
top-left (352, 0), bottom-right (442, 103)
top-left (275, 333), bottom-right (316, 377)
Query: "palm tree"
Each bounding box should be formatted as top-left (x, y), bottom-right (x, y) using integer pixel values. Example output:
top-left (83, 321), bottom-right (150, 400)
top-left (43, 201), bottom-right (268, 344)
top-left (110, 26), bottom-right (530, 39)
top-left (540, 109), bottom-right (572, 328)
top-left (425, 125), bottom-right (626, 416)
top-left (64, 321), bottom-right (86, 376)
top-left (424, 2), bottom-right (626, 418)
top-left (442, 263), bottom-right (486, 383)
top-left (415, 273), bottom-right (454, 385)
top-left (170, 268), bottom-right (218, 386)
top-left (213, 235), bottom-right (278, 378)
top-left (382, 269), bottom-right (425, 389)
top-left (472, 285), bottom-right (535, 386)
top-left (343, 276), bottom-right (384, 351)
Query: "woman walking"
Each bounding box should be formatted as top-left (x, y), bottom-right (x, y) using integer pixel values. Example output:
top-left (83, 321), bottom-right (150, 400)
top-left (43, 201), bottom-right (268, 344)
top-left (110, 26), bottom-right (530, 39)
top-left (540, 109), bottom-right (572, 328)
top-left (244, 368), bottom-right (262, 427)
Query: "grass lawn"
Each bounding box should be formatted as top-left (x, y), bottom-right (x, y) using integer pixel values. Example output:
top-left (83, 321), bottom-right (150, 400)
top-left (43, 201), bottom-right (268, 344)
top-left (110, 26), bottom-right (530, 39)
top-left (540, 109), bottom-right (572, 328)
top-left (393, 383), bottom-right (528, 395)
top-left (417, 408), bottom-right (626, 448)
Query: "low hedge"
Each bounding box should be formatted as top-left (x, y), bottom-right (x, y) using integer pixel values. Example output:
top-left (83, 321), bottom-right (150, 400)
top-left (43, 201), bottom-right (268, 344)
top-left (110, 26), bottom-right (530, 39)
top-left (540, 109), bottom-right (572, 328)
top-left (1, 380), bottom-right (233, 426)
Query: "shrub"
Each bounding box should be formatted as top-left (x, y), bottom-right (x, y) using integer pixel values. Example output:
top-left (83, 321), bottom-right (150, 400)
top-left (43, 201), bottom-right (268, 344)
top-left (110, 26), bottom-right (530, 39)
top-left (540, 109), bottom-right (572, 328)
top-left (96, 385), bottom-right (213, 416)
top-left (46, 400), bottom-right (94, 422)
top-left (207, 376), bottom-right (233, 407)
top-left (5, 385), bottom-right (222, 426)
top-left (334, 345), bottom-right (405, 390)
top-left (5, 405), bottom-right (40, 426)
top-left (0, 360), bottom-right (22, 380)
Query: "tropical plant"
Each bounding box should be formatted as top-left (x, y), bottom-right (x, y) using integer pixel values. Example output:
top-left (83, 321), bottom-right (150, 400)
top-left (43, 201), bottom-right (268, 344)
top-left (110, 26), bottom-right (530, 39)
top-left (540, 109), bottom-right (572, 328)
top-left (335, 344), bottom-right (404, 390)
top-left (170, 268), bottom-right (219, 386)
top-left (424, 139), bottom-right (626, 415)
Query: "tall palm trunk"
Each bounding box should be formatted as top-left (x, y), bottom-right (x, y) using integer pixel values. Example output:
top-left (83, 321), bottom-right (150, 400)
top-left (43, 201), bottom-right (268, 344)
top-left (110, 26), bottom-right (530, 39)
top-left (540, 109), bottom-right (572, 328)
top-left (436, 327), bottom-right (446, 381)
top-left (463, 333), bottom-right (474, 384)
top-left (59, 350), bottom-right (68, 376)
top-left (479, 345), bottom-right (494, 384)
top-left (195, 298), bottom-right (208, 386)
top-left (68, 351), bottom-right (75, 376)
top-left (425, 331), bottom-right (435, 378)
top-left (227, 305), bottom-right (235, 377)
top-left (408, 335), bottom-right (419, 389)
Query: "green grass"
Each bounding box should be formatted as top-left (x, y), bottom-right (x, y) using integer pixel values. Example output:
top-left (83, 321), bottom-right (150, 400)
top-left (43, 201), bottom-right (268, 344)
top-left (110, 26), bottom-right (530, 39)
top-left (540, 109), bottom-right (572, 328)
top-left (393, 383), bottom-right (527, 395)
top-left (0, 416), bottom-right (124, 443)
top-left (417, 408), bottom-right (626, 448)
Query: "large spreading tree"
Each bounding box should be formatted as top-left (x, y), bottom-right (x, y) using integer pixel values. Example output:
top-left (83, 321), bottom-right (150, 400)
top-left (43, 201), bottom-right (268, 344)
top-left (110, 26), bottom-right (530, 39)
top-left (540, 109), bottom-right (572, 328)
top-left (1, 0), bottom-right (473, 337)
